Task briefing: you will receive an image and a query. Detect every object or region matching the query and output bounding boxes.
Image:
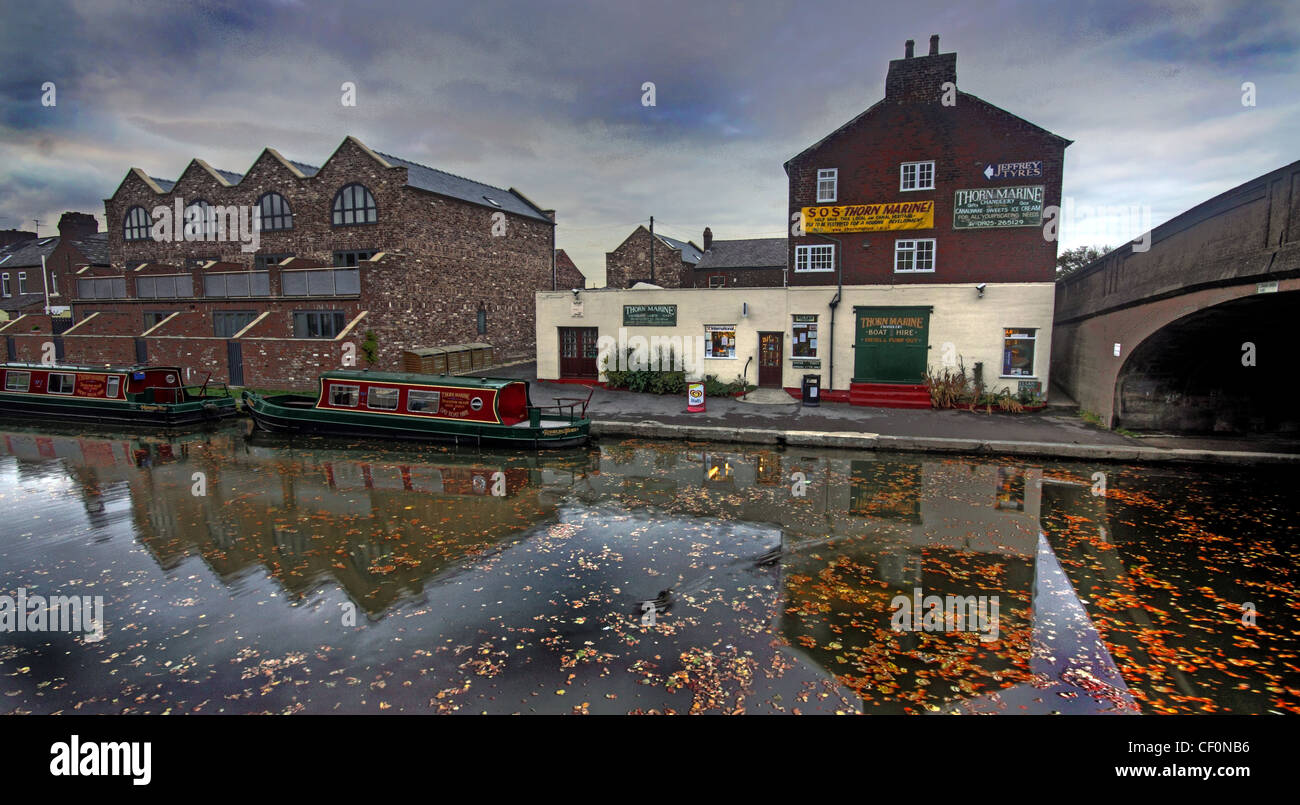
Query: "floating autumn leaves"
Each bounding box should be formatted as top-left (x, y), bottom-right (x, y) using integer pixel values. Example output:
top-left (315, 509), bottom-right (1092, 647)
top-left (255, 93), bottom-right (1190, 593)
top-left (0, 427), bottom-right (1294, 715)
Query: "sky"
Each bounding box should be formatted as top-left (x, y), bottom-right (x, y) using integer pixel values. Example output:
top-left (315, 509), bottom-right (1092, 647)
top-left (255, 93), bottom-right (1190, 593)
top-left (1, 0), bottom-right (1296, 286)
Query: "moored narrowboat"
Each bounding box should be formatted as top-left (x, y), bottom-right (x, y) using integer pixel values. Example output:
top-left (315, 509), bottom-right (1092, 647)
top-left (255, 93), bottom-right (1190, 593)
top-left (242, 370), bottom-right (590, 448)
top-left (0, 362), bottom-right (239, 426)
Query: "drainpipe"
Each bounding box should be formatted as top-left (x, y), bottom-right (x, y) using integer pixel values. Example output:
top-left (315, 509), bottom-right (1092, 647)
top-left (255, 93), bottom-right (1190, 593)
top-left (814, 233), bottom-right (844, 393)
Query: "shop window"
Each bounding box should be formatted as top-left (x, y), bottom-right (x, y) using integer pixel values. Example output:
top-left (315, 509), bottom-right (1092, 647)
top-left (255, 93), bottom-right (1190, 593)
top-left (1002, 328), bottom-right (1037, 377)
top-left (704, 325), bottom-right (736, 359)
top-left (792, 316), bottom-right (818, 358)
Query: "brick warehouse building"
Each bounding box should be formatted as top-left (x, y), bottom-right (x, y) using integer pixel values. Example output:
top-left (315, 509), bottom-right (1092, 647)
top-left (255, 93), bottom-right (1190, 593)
top-left (783, 35), bottom-right (1069, 403)
top-left (604, 225), bottom-right (701, 288)
top-left (538, 37), bottom-right (1070, 406)
top-left (2, 136), bottom-right (556, 387)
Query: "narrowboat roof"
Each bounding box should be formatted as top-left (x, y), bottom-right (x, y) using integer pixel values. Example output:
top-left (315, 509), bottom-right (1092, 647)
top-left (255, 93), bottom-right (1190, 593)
top-left (2, 362), bottom-right (181, 375)
top-left (319, 370), bottom-right (525, 390)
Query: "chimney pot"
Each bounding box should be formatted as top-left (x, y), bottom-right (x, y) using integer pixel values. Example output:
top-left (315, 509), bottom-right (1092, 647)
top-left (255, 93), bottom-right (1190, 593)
top-left (929, 34), bottom-right (940, 55)
top-left (904, 39), bottom-right (914, 58)
top-left (703, 227), bottom-right (713, 251)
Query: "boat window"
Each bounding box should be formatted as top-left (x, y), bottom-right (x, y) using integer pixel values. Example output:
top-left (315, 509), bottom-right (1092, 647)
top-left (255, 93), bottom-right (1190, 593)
top-left (48, 373), bottom-right (76, 395)
top-left (4, 371), bottom-right (30, 392)
top-left (366, 387), bottom-right (399, 411)
top-left (106, 377), bottom-right (121, 398)
top-left (407, 389), bottom-right (441, 413)
top-left (329, 384), bottom-right (360, 407)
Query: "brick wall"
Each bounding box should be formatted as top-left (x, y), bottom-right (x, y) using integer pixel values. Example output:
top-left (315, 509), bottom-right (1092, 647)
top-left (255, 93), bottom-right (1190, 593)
top-left (93, 136), bottom-right (555, 375)
top-left (605, 227), bottom-right (689, 288)
top-left (786, 46), bottom-right (1067, 287)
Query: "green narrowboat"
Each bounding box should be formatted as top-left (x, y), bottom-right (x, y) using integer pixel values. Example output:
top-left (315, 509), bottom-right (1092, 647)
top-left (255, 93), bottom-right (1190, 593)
top-left (0, 362), bottom-right (239, 426)
top-left (242, 370), bottom-right (590, 448)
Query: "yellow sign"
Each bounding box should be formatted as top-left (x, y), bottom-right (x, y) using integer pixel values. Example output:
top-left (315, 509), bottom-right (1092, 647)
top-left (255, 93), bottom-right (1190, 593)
top-left (802, 201), bottom-right (934, 233)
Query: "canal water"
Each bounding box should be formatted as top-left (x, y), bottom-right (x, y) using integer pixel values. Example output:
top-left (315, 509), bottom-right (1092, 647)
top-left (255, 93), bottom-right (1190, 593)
top-left (0, 423), bottom-right (1294, 715)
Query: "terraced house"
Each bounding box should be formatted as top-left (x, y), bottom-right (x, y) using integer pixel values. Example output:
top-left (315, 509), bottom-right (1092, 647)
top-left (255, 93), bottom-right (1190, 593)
top-left (4, 136), bottom-right (556, 387)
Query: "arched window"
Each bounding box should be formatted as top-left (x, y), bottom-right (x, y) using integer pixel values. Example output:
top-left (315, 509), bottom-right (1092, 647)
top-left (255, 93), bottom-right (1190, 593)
top-left (123, 206), bottom-right (151, 241)
top-left (332, 184), bottom-right (377, 226)
top-left (257, 192), bottom-right (293, 231)
top-left (184, 199), bottom-right (212, 239)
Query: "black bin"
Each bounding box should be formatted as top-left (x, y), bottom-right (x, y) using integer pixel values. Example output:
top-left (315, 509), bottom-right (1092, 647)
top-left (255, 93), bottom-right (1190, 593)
top-left (801, 374), bottom-right (821, 407)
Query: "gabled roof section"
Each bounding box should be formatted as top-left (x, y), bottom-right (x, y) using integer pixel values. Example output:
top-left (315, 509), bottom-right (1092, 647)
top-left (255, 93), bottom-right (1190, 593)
top-left (259, 147), bottom-right (319, 179)
top-left (655, 233), bottom-right (702, 264)
top-left (695, 238), bottom-right (787, 270)
top-left (784, 91), bottom-right (1071, 171)
top-left (374, 149), bottom-right (552, 223)
top-left (0, 236), bottom-right (60, 268)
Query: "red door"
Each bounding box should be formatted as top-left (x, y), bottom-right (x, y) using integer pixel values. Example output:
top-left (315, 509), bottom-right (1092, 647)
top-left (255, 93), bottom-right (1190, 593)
top-left (758, 332), bottom-right (783, 387)
top-left (559, 328), bottom-right (599, 378)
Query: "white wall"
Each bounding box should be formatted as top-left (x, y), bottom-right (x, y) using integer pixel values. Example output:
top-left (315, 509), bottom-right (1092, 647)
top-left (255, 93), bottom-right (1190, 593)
top-left (537, 283), bottom-right (1055, 394)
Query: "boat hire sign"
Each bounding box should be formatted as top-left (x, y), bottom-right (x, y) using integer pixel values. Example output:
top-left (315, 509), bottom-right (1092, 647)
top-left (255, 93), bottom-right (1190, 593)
top-left (802, 201), bottom-right (933, 233)
top-left (857, 312), bottom-right (926, 346)
top-left (953, 185), bottom-right (1045, 229)
top-left (623, 304), bottom-right (677, 327)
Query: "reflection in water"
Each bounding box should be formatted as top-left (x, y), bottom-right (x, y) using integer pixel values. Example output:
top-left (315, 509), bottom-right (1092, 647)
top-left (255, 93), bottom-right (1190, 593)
top-left (0, 425), bottom-right (1294, 714)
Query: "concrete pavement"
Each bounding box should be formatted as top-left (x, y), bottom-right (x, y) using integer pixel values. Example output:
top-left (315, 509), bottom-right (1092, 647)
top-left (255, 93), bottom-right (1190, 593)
top-left (478, 363), bottom-right (1300, 464)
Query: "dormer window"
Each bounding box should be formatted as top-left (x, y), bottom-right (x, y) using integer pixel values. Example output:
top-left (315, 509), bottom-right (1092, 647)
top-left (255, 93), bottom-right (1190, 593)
top-left (817, 169), bottom-right (838, 203)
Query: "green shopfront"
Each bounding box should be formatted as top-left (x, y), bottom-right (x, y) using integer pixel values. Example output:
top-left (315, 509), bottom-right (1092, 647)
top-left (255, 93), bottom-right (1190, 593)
top-left (852, 306), bottom-right (931, 384)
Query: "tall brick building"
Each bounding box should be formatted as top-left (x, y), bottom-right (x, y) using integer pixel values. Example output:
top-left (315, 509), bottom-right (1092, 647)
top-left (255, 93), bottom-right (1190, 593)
top-left (539, 37), bottom-right (1070, 405)
top-left (3, 136), bottom-right (556, 387)
top-left (604, 225), bottom-right (701, 288)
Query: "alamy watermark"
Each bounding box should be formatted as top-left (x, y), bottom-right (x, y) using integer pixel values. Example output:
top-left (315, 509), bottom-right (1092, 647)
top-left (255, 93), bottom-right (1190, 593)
top-left (596, 328), bottom-right (706, 372)
top-left (1043, 196), bottom-right (1152, 253)
top-left (149, 197), bottom-right (262, 253)
top-left (0, 587), bottom-right (104, 641)
top-left (890, 587), bottom-right (1000, 643)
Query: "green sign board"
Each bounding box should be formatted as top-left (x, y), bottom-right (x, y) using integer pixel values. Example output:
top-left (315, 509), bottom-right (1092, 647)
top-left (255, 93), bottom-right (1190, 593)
top-left (623, 304), bottom-right (677, 327)
top-left (953, 185), bottom-right (1045, 229)
top-left (853, 306), bottom-right (931, 384)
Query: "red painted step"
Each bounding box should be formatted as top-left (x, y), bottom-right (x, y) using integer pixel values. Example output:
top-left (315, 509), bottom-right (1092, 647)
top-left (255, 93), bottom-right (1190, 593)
top-left (849, 382), bottom-right (932, 409)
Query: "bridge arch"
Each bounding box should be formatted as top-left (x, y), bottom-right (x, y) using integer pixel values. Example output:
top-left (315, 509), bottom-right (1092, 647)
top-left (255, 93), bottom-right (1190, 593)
top-left (1113, 287), bottom-right (1300, 433)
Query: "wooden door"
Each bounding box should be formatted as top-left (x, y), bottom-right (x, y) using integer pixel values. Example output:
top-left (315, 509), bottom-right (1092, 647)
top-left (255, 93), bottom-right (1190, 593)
top-left (559, 327), bottom-right (599, 378)
top-left (758, 332), bottom-right (783, 387)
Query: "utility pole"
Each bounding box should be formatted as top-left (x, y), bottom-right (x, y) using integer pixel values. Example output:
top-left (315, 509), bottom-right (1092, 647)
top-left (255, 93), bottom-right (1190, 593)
top-left (649, 215), bottom-right (655, 285)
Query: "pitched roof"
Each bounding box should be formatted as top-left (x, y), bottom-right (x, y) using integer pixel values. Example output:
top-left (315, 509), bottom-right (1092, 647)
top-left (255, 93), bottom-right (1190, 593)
top-left (0, 293), bottom-right (46, 312)
top-left (374, 150), bottom-right (552, 223)
top-left (784, 91), bottom-right (1070, 169)
top-left (695, 238), bottom-right (787, 270)
top-left (0, 236), bottom-right (60, 268)
top-left (118, 137), bottom-right (551, 223)
top-left (69, 232), bottom-right (110, 265)
top-left (655, 233), bottom-right (702, 264)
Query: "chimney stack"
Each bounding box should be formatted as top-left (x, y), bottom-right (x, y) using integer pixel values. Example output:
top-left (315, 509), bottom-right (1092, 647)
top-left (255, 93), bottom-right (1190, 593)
top-left (703, 227), bottom-right (713, 251)
top-left (904, 39), bottom-right (914, 58)
top-left (57, 211), bottom-right (98, 241)
top-left (885, 34), bottom-right (956, 102)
